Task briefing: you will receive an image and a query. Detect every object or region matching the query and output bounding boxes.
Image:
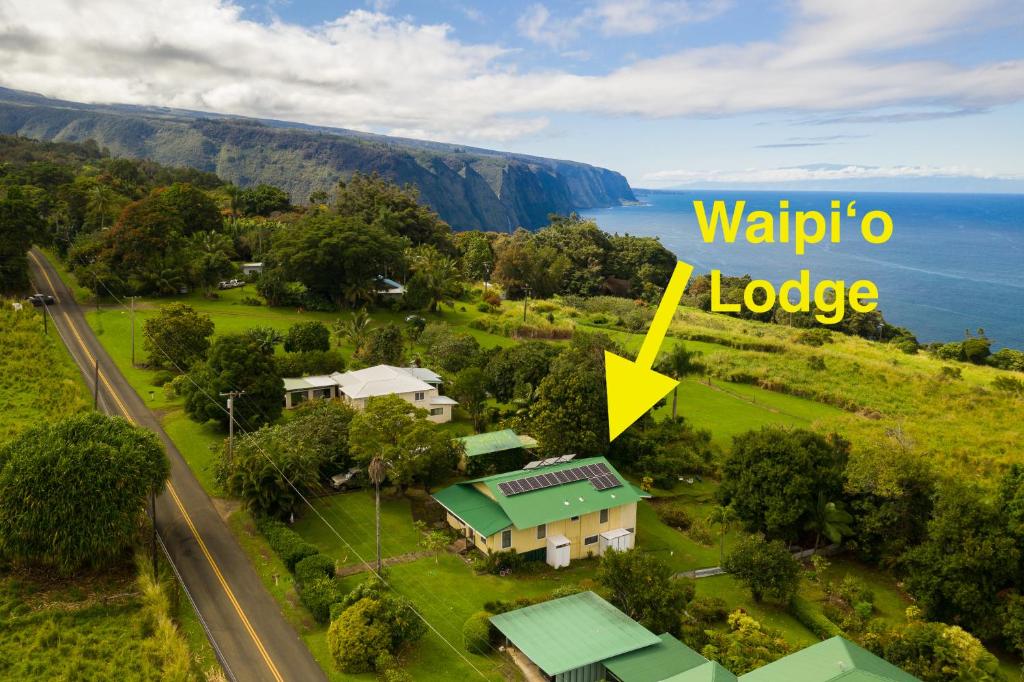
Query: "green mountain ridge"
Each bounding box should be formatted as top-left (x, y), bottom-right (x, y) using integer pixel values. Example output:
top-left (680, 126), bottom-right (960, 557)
top-left (0, 87), bottom-right (635, 230)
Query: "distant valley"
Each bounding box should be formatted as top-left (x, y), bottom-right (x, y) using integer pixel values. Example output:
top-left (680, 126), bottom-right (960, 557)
top-left (0, 87), bottom-right (635, 230)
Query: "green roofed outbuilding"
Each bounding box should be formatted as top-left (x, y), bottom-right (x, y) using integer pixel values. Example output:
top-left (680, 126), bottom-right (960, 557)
top-left (603, 632), bottom-right (708, 682)
top-left (739, 636), bottom-right (920, 681)
top-left (489, 591), bottom-right (663, 679)
top-left (457, 428), bottom-right (538, 475)
top-left (664, 661), bottom-right (738, 682)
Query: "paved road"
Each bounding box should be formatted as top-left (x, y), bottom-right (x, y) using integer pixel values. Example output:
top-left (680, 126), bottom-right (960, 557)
top-left (28, 249), bottom-right (327, 682)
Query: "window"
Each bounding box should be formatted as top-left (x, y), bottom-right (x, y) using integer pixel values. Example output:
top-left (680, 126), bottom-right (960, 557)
top-left (600, 509), bottom-right (609, 524)
top-left (501, 529), bottom-right (512, 549)
top-left (429, 408), bottom-right (444, 416)
top-left (570, 516), bottom-right (579, 522)
top-left (414, 391), bottom-right (425, 401)
top-left (584, 535), bottom-right (599, 545)
top-left (536, 524), bottom-right (546, 540)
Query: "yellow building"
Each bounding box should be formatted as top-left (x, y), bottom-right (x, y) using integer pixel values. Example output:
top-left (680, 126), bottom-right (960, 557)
top-left (432, 456), bottom-right (648, 567)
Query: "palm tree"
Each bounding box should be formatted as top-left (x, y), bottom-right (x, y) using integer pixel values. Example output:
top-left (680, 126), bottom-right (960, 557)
top-left (408, 247), bottom-right (462, 312)
top-left (708, 504), bottom-right (738, 565)
top-left (805, 492), bottom-right (854, 549)
top-left (656, 343), bottom-right (703, 420)
top-left (368, 457), bottom-right (387, 573)
top-left (334, 309), bottom-right (372, 355)
top-left (245, 326), bottom-right (284, 354)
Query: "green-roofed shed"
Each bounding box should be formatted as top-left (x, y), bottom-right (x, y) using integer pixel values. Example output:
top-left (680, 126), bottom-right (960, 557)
top-left (431, 482), bottom-right (511, 536)
top-left (664, 661), bottom-right (738, 681)
top-left (457, 429), bottom-right (538, 475)
top-left (739, 637), bottom-right (921, 681)
top-left (489, 591), bottom-right (661, 680)
top-left (603, 633), bottom-right (707, 682)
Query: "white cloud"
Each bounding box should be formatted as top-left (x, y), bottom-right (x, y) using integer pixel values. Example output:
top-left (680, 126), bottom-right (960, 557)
top-left (515, 0), bottom-right (729, 45)
top-left (0, 0), bottom-right (1021, 143)
top-left (641, 163), bottom-right (1022, 187)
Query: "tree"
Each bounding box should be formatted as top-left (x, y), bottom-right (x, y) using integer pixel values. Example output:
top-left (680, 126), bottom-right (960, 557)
top-left (863, 609), bottom-right (1001, 681)
top-left (1001, 593), bottom-right (1024, 659)
top-left (413, 521), bottom-right (450, 564)
top-left (334, 172), bottom-right (451, 249)
top-left (405, 245), bottom-right (462, 312)
top-left (718, 427), bottom-right (849, 542)
top-left (701, 611), bottom-right (792, 675)
top-left (158, 183), bottom-right (222, 235)
top-left (334, 309), bottom-right (372, 355)
top-left (183, 333), bottom-right (283, 430)
top-left (531, 334), bottom-right (616, 455)
top-left (655, 343), bottom-right (703, 420)
top-left (360, 323), bottom-right (405, 366)
top-left (902, 482), bottom-right (1020, 640)
top-left (284, 320), bottom-right (331, 353)
top-left (348, 395), bottom-right (461, 492)
top-left (186, 230), bottom-right (235, 295)
top-left (245, 325), bottom-right (284, 354)
top-left (805, 492), bottom-right (853, 549)
top-left (269, 213), bottom-right (406, 308)
top-left (0, 186), bottom-right (43, 294)
top-left (708, 505), bottom-right (739, 565)
top-left (485, 341), bottom-right (561, 402)
top-left (723, 535), bottom-right (800, 603)
top-left (597, 549), bottom-right (694, 635)
top-left (217, 399), bottom-right (356, 518)
top-left (420, 323), bottom-right (480, 373)
top-left (629, 418), bottom-right (717, 488)
top-left (0, 413), bottom-right (168, 573)
top-left (456, 231), bottom-right (493, 282)
top-left (237, 184), bottom-right (290, 217)
top-left (451, 367), bottom-right (489, 432)
top-left (327, 579), bottom-right (426, 673)
top-left (142, 303), bottom-right (215, 371)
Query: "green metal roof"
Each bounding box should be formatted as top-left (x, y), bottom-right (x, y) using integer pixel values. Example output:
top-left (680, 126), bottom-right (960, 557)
top-left (664, 661), bottom-right (738, 682)
top-left (431, 483), bottom-right (512, 536)
top-left (468, 456), bottom-right (646, 529)
top-left (603, 633), bottom-right (707, 682)
top-left (489, 591), bottom-right (661, 676)
top-left (457, 429), bottom-right (536, 458)
top-left (739, 637), bottom-right (921, 681)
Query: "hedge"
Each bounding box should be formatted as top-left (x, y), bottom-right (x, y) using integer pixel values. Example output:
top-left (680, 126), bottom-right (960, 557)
top-left (295, 553), bottom-right (336, 586)
top-left (256, 517), bottom-right (318, 572)
top-left (463, 611), bottom-right (493, 654)
top-left (300, 575), bottom-right (346, 624)
top-left (789, 595), bottom-right (844, 640)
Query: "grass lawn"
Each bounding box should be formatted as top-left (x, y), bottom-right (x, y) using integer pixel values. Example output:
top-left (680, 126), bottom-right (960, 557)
top-left (293, 491), bottom-right (425, 568)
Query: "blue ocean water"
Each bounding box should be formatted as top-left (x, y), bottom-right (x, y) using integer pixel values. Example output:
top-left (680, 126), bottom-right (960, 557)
top-left (581, 190), bottom-right (1024, 349)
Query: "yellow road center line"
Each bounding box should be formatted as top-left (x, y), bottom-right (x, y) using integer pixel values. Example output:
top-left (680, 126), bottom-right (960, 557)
top-left (29, 252), bottom-right (284, 682)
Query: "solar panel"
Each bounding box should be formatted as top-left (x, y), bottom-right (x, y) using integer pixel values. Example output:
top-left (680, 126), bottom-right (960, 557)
top-left (541, 457), bottom-right (559, 467)
top-left (582, 464), bottom-right (600, 478)
top-left (555, 454), bottom-right (576, 463)
top-left (554, 470), bottom-right (570, 484)
top-left (507, 480), bottom-right (524, 494)
top-left (523, 460), bottom-right (541, 470)
top-left (528, 476), bottom-right (543, 490)
top-left (498, 482), bottom-right (513, 495)
top-left (546, 473), bottom-right (562, 486)
top-left (595, 463), bottom-right (611, 475)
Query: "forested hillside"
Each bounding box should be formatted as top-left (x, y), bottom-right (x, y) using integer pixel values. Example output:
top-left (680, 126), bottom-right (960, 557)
top-left (0, 87), bottom-right (635, 230)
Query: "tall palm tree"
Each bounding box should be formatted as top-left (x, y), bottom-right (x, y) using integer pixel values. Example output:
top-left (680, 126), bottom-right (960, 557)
top-left (408, 246), bottom-right (462, 312)
top-left (708, 504), bottom-right (738, 565)
top-left (805, 492), bottom-right (854, 549)
top-left (368, 457), bottom-right (387, 573)
top-left (656, 343), bottom-right (703, 420)
top-left (334, 309), bottom-right (372, 355)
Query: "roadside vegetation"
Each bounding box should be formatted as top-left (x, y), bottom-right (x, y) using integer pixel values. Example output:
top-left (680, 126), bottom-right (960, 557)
top-left (4, 134), bottom-right (1023, 679)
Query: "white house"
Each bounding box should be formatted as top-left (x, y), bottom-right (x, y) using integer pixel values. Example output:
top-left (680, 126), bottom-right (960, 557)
top-left (375, 276), bottom-right (405, 300)
top-left (241, 262), bottom-right (264, 276)
top-left (283, 364), bottom-right (457, 423)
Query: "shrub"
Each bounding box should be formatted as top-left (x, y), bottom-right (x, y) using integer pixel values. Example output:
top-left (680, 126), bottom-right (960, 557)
top-left (284, 321), bottom-right (331, 353)
top-left (151, 370), bottom-right (176, 387)
top-left (274, 349), bottom-right (347, 377)
top-left (481, 290), bottom-right (501, 308)
top-left (479, 549), bottom-right (525, 575)
top-left (837, 575), bottom-right (874, 608)
top-left (688, 595), bottom-right (729, 624)
top-left (475, 302), bottom-right (492, 313)
top-left (789, 595), bottom-right (844, 639)
top-left (621, 309), bottom-right (652, 332)
top-left (463, 611), bottom-right (493, 654)
top-left (992, 376), bottom-right (1024, 396)
top-left (295, 553), bottom-right (336, 585)
top-left (655, 505), bottom-right (692, 530)
top-left (807, 356), bottom-right (826, 371)
top-left (301, 575), bottom-right (346, 624)
top-left (893, 337), bottom-right (918, 354)
top-left (256, 517), bottom-right (318, 571)
top-left (687, 518), bottom-right (714, 546)
top-left (988, 348), bottom-right (1024, 371)
top-left (795, 329), bottom-right (832, 347)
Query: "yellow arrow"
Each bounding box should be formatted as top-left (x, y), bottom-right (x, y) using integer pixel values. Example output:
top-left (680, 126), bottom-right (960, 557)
top-left (605, 260), bottom-right (694, 441)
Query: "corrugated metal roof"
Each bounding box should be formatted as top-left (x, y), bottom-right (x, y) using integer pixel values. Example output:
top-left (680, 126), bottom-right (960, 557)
top-left (665, 661), bottom-right (738, 681)
top-left (489, 592), bottom-right (660, 675)
top-left (603, 633), bottom-right (707, 682)
top-left (458, 429), bottom-right (533, 457)
top-left (739, 637), bottom-right (920, 681)
top-left (332, 365), bottom-right (436, 399)
top-left (431, 483), bottom-right (511, 536)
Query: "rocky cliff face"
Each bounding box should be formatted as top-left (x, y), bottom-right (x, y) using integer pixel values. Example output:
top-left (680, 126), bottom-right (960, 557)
top-left (0, 88), bottom-right (635, 230)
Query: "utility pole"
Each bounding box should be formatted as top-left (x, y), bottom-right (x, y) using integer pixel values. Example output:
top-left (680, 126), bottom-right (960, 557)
top-left (93, 358), bottom-right (100, 409)
top-left (220, 391), bottom-right (245, 462)
top-left (128, 296), bottom-right (139, 366)
top-left (150, 488), bottom-right (158, 581)
top-left (522, 286), bottom-right (532, 323)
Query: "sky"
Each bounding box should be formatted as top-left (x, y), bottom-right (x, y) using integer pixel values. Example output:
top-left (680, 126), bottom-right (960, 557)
top-left (0, 0), bottom-right (1022, 188)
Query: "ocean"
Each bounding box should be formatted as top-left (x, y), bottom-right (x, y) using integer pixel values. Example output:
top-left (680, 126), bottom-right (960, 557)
top-left (581, 189), bottom-right (1024, 350)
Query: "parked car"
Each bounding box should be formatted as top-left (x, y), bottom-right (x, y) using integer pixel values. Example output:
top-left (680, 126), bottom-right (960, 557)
top-left (25, 293), bottom-right (55, 306)
top-left (217, 279), bottom-right (246, 290)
